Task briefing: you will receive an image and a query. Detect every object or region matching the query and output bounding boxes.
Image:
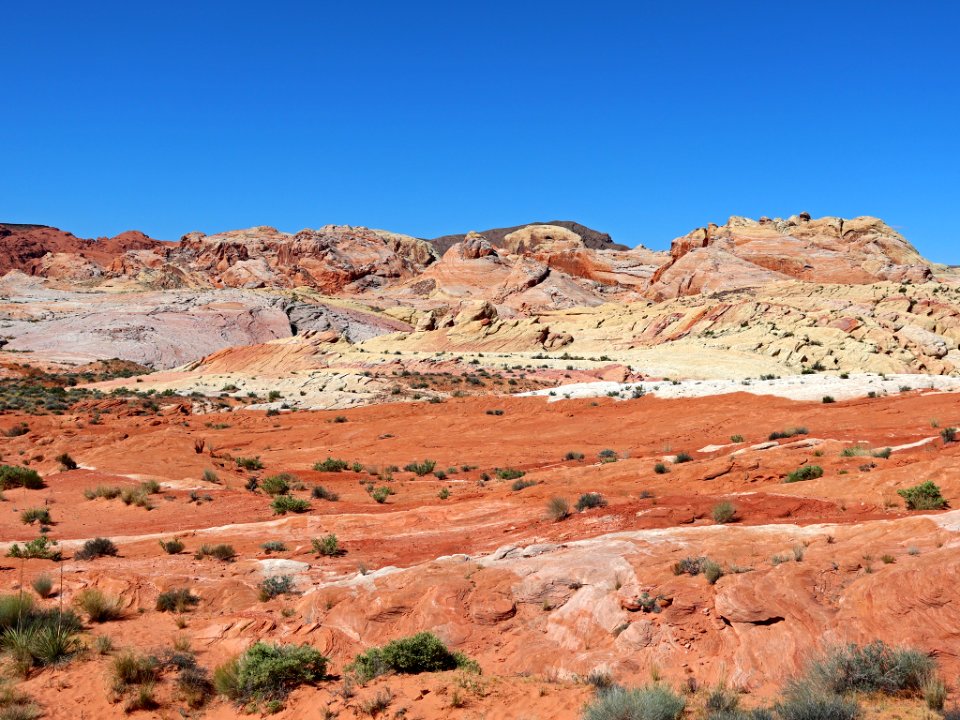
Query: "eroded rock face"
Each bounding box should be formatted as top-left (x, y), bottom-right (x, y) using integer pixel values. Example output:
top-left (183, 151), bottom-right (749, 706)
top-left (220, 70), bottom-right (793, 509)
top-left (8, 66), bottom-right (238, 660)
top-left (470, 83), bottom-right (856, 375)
top-left (648, 214), bottom-right (933, 300)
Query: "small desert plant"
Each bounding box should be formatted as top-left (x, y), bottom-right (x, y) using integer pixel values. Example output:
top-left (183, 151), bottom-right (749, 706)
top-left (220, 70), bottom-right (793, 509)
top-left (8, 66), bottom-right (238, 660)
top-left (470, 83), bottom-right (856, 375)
top-left (495, 467), bottom-right (526, 480)
top-left (75, 588), bottom-right (122, 623)
top-left (807, 641), bottom-right (935, 695)
top-left (93, 634), bottom-right (115, 655)
top-left (511, 478), bottom-right (536, 491)
top-left (730, 434), bottom-right (745, 443)
top-left (924, 676), bottom-right (947, 711)
top-left (565, 451), bottom-right (585, 461)
top-left (235, 456), bottom-right (263, 471)
top-left (20, 508), bottom-right (51, 526)
top-left (31, 574), bottom-right (53, 599)
top-left (349, 632), bottom-right (475, 683)
top-left (178, 666), bottom-right (214, 708)
top-left (703, 559), bottom-right (724, 584)
top-left (258, 575), bottom-right (296, 601)
top-left (194, 544), bottom-right (236, 561)
top-left (74, 537), bottom-right (118, 561)
top-left (260, 473), bottom-right (293, 496)
top-left (214, 642), bottom-right (328, 704)
top-left (576, 492), bottom-right (607, 511)
top-left (598, 449), bottom-right (619, 463)
top-left (822, 396), bottom-right (836, 404)
top-left (674, 452), bottom-right (693, 463)
top-left (404, 459), bottom-right (436, 476)
top-left (311, 485), bottom-right (339, 501)
top-left (673, 556), bottom-right (708, 576)
top-left (941, 427), bottom-right (957, 443)
top-left (271, 495), bottom-right (311, 515)
top-left (897, 481), bottom-right (946, 510)
top-left (112, 651), bottom-right (159, 689)
top-left (312, 535), bottom-right (343, 557)
top-left (261, 541), bottom-right (287, 553)
top-left (768, 427), bottom-right (808, 441)
top-left (547, 497), bottom-right (570, 521)
top-left (6, 535), bottom-right (61, 561)
top-left (785, 465), bottom-right (824, 483)
top-left (55, 453), bottom-right (78, 471)
top-left (156, 588), bottom-right (199, 613)
top-left (775, 681), bottom-right (859, 720)
top-left (712, 502), bottom-right (737, 524)
top-left (202, 468), bottom-right (219, 483)
top-left (83, 485), bottom-right (121, 500)
top-left (437, 487), bottom-right (450, 500)
top-left (159, 538), bottom-right (185, 554)
top-left (582, 685), bottom-right (685, 720)
top-left (654, 462), bottom-right (669, 474)
top-left (314, 457), bottom-right (350, 472)
top-left (371, 486), bottom-right (391, 503)
top-left (0, 466), bottom-right (44, 490)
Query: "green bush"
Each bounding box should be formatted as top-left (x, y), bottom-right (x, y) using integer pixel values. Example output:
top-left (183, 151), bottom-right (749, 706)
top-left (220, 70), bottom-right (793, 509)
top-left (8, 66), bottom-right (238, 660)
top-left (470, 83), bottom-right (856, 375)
top-left (261, 541), bottom-right (287, 554)
top-left (582, 685), bottom-right (685, 720)
top-left (7, 536), bottom-right (61, 561)
top-left (271, 496), bottom-right (311, 515)
top-left (404, 460), bottom-right (436, 476)
top-left (807, 641), bottom-right (935, 696)
top-left (83, 485), bottom-right (121, 500)
top-left (260, 474), bottom-right (293, 496)
top-left (235, 456), bottom-right (263, 471)
top-left (371, 486), bottom-right (391, 503)
top-left (349, 632), bottom-right (475, 683)
top-left (495, 467), bottom-right (526, 480)
top-left (258, 575), bottom-right (296, 601)
top-left (314, 457), bottom-right (349, 472)
top-left (654, 462), bottom-right (669, 474)
top-left (31, 574), bottom-right (53, 599)
top-left (0, 466), bottom-right (43, 490)
top-left (214, 642), bottom-right (327, 704)
top-left (159, 538), bottom-right (185, 554)
top-left (598, 449), bottom-right (618, 463)
top-left (769, 427), bottom-right (808, 441)
top-left (156, 588), bottom-right (199, 613)
top-left (20, 508), bottom-right (51, 526)
top-left (576, 493), bottom-right (607, 511)
top-left (674, 452), bottom-right (693, 463)
top-left (312, 535), bottom-right (342, 557)
top-left (74, 537), bottom-right (118, 561)
top-left (785, 466), bottom-right (824, 483)
top-left (897, 481), bottom-right (946, 510)
top-left (55, 453), bottom-right (78, 471)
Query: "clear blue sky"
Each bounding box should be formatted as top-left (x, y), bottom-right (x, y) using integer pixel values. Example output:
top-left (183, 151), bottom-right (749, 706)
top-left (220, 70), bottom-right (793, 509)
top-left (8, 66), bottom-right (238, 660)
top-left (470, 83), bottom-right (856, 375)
top-left (2, 1), bottom-right (958, 262)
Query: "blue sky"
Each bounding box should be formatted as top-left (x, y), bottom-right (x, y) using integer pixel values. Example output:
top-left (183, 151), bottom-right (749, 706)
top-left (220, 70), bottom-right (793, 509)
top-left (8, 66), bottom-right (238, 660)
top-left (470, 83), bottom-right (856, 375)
top-left (2, 2), bottom-right (958, 262)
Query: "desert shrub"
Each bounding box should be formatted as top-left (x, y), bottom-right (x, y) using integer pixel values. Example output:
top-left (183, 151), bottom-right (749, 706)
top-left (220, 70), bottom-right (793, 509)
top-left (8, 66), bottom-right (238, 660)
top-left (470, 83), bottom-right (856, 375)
top-left (83, 485), bottom-right (121, 500)
top-left (712, 502), bottom-right (737, 524)
top-left (565, 451), bottom-right (585, 461)
top-left (235, 456), bottom-right (263, 471)
top-left (768, 427), bottom-right (808, 441)
top-left (941, 427), bottom-right (957, 443)
top-left (924, 676), bottom-right (947, 711)
top-left (156, 588), bottom-right (199, 613)
top-left (261, 541), bottom-right (287, 553)
top-left (260, 474), bottom-right (292, 496)
top-left (120, 487), bottom-right (152, 509)
top-left (2, 423), bottom-right (29, 438)
top-left (214, 642), bottom-right (327, 703)
top-left (807, 641), bottom-right (935, 696)
top-left (7, 536), bottom-right (61, 561)
top-left (703, 559), bottom-right (724, 585)
top-left (93, 634), bottom-right (114, 655)
top-left (437, 487), bottom-right (450, 500)
top-left (20, 508), bottom-right (51, 526)
top-left (5, 624), bottom-right (81, 669)
top-left (404, 460), bottom-right (436, 476)
top-left (311, 485), bottom-right (339, 501)
top-left (822, 396), bottom-right (835, 404)
top-left (349, 632), bottom-right (474, 683)
top-left (371, 487), bottom-right (391, 503)
top-left (195, 544), bottom-right (236, 561)
top-left (785, 466), bottom-right (823, 483)
top-left (0, 595), bottom-right (35, 630)
top-left (30, 575), bottom-right (53, 599)
top-left (512, 478), bottom-right (536, 491)
top-left (775, 682), bottom-right (859, 720)
top-left (74, 537), bottom-right (118, 560)
top-left (897, 481), bottom-right (946, 510)
top-left (495, 467), bottom-right (526, 481)
top-left (672, 556), bottom-right (707, 576)
top-left (705, 683), bottom-right (740, 713)
top-left (177, 666), bottom-right (214, 708)
top-left (202, 468), bottom-right (219, 483)
top-left (55, 453), bottom-right (78, 471)
top-left (314, 457), bottom-right (349, 472)
top-left (312, 535), bottom-right (342, 557)
top-left (654, 462), bottom-right (669, 474)
top-left (598, 449), bottom-right (619, 463)
top-left (674, 452), bottom-right (693, 463)
top-left (75, 589), bottom-right (122, 623)
top-left (258, 575), bottom-right (296, 601)
top-left (576, 493), bottom-right (607, 511)
top-left (0, 683), bottom-right (40, 720)
top-left (547, 497), bottom-right (570, 522)
top-left (271, 495), bottom-right (310, 515)
top-left (140, 480), bottom-right (161, 494)
top-left (582, 685), bottom-right (685, 720)
top-left (112, 651), bottom-right (159, 689)
top-left (0, 466), bottom-right (43, 490)
top-left (730, 434), bottom-right (745, 443)
top-left (159, 538), bottom-right (185, 554)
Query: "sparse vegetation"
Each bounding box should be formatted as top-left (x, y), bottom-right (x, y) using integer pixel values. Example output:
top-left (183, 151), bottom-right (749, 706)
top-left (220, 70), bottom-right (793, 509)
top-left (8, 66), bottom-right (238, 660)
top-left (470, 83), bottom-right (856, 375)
top-left (547, 497), bottom-right (570, 521)
top-left (258, 575), bottom-right (296, 601)
top-left (74, 537), bottom-right (118, 561)
top-left (155, 588), bottom-right (199, 613)
top-left (785, 465), bottom-right (824, 483)
top-left (897, 481), bottom-right (947, 510)
top-left (654, 462), bottom-right (669, 474)
top-left (712, 502), bottom-right (737, 524)
top-left (511, 478), bottom-right (536, 491)
top-left (74, 588), bottom-right (122, 623)
top-left (312, 535), bottom-right (343, 557)
top-left (404, 459), bottom-right (437, 476)
top-left (20, 508), bottom-right (51, 526)
top-left (349, 632), bottom-right (476, 683)
top-left (768, 427), bottom-right (808, 441)
top-left (271, 495), bottom-right (311, 515)
top-left (0, 466), bottom-right (44, 490)
top-left (311, 485), bottom-right (339, 501)
top-left (194, 544), bottom-right (236, 561)
top-left (582, 685), bottom-right (685, 720)
top-left (235, 456), bottom-right (264, 471)
top-left (214, 642), bottom-right (328, 705)
top-left (30, 574), bottom-right (53, 599)
top-left (314, 457), bottom-right (350, 472)
top-left (159, 538), bottom-right (185, 554)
